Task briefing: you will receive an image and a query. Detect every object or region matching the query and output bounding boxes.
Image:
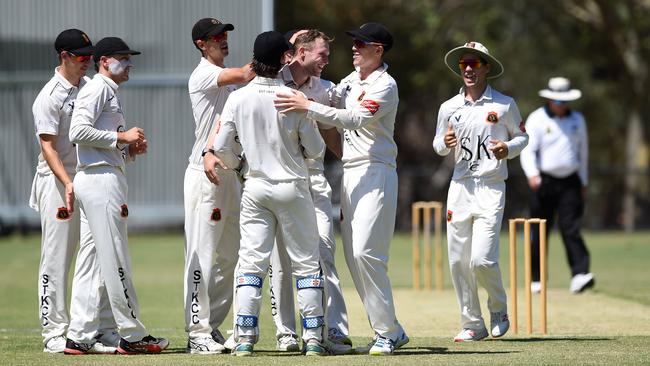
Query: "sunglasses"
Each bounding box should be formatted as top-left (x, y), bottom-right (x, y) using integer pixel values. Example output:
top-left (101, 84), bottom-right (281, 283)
top-left (551, 100), bottom-right (568, 105)
top-left (458, 59), bottom-right (483, 70)
top-left (207, 32), bottom-right (228, 43)
top-left (352, 39), bottom-right (384, 49)
top-left (67, 52), bottom-right (92, 63)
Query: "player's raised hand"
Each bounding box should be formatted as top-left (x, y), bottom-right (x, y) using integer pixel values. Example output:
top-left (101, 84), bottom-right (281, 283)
top-left (65, 182), bottom-right (75, 213)
top-left (489, 139), bottom-right (509, 160)
top-left (118, 127), bottom-right (145, 144)
top-left (130, 139), bottom-right (148, 155)
top-left (444, 123), bottom-right (457, 148)
top-left (203, 151), bottom-right (228, 185)
top-left (275, 89), bottom-right (310, 113)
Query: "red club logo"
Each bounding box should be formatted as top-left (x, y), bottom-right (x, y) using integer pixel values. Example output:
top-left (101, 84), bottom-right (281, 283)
top-left (447, 210), bottom-right (453, 222)
top-left (519, 121), bottom-right (526, 133)
top-left (360, 100), bottom-right (380, 115)
top-left (120, 204), bottom-right (129, 218)
top-left (211, 208), bottom-right (221, 222)
top-left (56, 207), bottom-right (70, 220)
top-left (487, 111), bottom-right (498, 123)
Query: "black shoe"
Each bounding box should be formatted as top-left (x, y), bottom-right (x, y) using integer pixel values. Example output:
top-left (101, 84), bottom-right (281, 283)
top-left (64, 339), bottom-right (93, 355)
top-left (117, 335), bottom-right (169, 354)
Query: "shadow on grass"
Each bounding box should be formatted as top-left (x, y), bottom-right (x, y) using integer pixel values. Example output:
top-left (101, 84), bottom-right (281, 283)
top-left (396, 347), bottom-right (517, 356)
top-left (498, 337), bottom-right (612, 342)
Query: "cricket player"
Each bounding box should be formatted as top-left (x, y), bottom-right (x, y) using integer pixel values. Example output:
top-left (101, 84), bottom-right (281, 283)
top-left (268, 29), bottom-right (351, 354)
top-left (433, 41), bottom-right (528, 342)
top-left (184, 17), bottom-right (254, 354)
top-left (29, 28), bottom-right (120, 354)
top-left (275, 22), bottom-right (408, 355)
top-left (212, 31), bottom-right (327, 357)
top-left (66, 37), bottom-right (168, 354)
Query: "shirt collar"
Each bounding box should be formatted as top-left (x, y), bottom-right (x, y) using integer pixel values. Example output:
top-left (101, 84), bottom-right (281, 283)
top-left (459, 84), bottom-right (493, 103)
top-left (252, 75), bottom-right (284, 86)
top-left (356, 62), bottom-right (389, 85)
top-left (53, 67), bottom-right (76, 89)
top-left (96, 73), bottom-right (119, 91)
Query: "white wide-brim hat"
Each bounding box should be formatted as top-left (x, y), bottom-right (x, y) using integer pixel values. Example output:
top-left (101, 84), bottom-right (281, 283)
top-left (538, 77), bottom-right (582, 101)
top-left (444, 41), bottom-right (504, 79)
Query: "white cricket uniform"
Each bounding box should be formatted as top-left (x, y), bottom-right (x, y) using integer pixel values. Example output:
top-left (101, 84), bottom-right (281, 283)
top-left (29, 68), bottom-right (86, 345)
top-left (305, 63), bottom-right (404, 341)
top-left (213, 76), bottom-right (325, 343)
top-left (67, 73), bottom-right (149, 343)
top-left (520, 106), bottom-right (588, 184)
top-left (268, 67), bottom-right (349, 339)
top-left (433, 85), bottom-right (528, 331)
top-left (184, 57), bottom-right (241, 339)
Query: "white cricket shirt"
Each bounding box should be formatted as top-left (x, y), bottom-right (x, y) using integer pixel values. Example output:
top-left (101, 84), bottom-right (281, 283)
top-left (520, 106), bottom-right (588, 185)
top-left (306, 63), bottom-right (398, 169)
top-left (279, 66), bottom-right (331, 172)
top-left (433, 85), bottom-right (528, 182)
top-left (32, 68), bottom-right (89, 175)
top-left (214, 76), bottom-right (324, 181)
top-left (187, 57), bottom-right (234, 168)
top-left (69, 73), bottom-right (130, 171)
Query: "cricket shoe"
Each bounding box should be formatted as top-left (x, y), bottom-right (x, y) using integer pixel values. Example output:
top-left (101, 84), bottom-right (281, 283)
top-left (490, 312), bottom-right (510, 338)
top-left (211, 329), bottom-right (226, 344)
top-left (43, 335), bottom-right (66, 353)
top-left (187, 336), bottom-right (225, 354)
top-left (394, 331), bottom-right (410, 349)
top-left (327, 328), bottom-right (353, 355)
top-left (223, 332), bottom-right (237, 351)
top-left (454, 327), bottom-right (489, 342)
top-left (305, 339), bottom-right (327, 356)
top-left (233, 341), bottom-right (254, 357)
top-left (117, 335), bottom-right (169, 354)
top-left (368, 336), bottom-right (395, 356)
top-left (64, 339), bottom-right (117, 355)
top-left (570, 273), bottom-right (595, 293)
top-left (276, 334), bottom-right (300, 351)
top-left (96, 330), bottom-right (121, 347)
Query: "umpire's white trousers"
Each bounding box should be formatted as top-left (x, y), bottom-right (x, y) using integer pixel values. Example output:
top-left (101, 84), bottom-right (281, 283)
top-left (30, 172), bottom-right (79, 344)
top-left (447, 178), bottom-right (508, 331)
top-left (69, 166), bottom-right (148, 342)
top-left (268, 172), bottom-right (349, 338)
top-left (235, 178), bottom-right (323, 342)
top-left (183, 166), bottom-right (240, 338)
top-left (341, 163), bottom-right (404, 340)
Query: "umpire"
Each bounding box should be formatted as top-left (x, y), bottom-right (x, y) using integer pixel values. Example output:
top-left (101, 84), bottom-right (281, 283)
top-left (520, 77), bottom-right (594, 294)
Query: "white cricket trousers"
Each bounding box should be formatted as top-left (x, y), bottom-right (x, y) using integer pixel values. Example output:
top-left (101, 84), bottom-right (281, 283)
top-left (341, 163), bottom-right (404, 340)
top-left (447, 178), bottom-right (508, 331)
top-left (68, 166), bottom-right (147, 342)
top-left (268, 172), bottom-right (349, 338)
top-left (183, 166), bottom-right (240, 338)
top-left (30, 172), bottom-right (79, 344)
top-left (235, 178), bottom-right (323, 342)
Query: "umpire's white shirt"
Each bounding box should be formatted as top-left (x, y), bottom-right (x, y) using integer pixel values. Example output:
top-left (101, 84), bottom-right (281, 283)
top-left (214, 76), bottom-right (324, 181)
top-left (306, 63), bottom-right (398, 169)
top-left (520, 106), bottom-right (588, 185)
top-left (433, 85), bottom-right (528, 182)
top-left (69, 74), bottom-right (130, 171)
top-left (188, 57), bottom-right (234, 168)
top-left (32, 67), bottom-right (89, 176)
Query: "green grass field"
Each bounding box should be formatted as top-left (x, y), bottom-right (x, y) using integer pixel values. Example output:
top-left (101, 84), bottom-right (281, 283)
top-left (1, 231), bottom-right (649, 365)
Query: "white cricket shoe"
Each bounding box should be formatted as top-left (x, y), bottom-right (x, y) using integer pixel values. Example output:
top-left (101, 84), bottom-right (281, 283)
top-left (570, 273), bottom-right (595, 293)
top-left (490, 312), bottom-right (510, 338)
top-left (43, 335), bottom-right (66, 353)
top-left (223, 333), bottom-right (237, 351)
top-left (276, 334), bottom-right (300, 352)
top-left (368, 336), bottom-right (395, 356)
top-left (187, 336), bottom-right (225, 354)
top-left (454, 328), bottom-right (489, 342)
top-left (531, 281), bottom-right (542, 294)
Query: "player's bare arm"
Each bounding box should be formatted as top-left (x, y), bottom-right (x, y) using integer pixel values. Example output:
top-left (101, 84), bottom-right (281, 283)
top-left (39, 134), bottom-right (75, 212)
top-left (217, 63), bottom-right (255, 86)
top-left (117, 127), bottom-right (145, 144)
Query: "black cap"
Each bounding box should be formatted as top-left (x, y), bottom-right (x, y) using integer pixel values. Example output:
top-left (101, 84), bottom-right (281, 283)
top-left (93, 37), bottom-right (141, 63)
top-left (253, 31), bottom-right (293, 69)
top-left (54, 29), bottom-right (94, 55)
top-left (192, 18), bottom-right (234, 41)
top-left (345, 22), bottom-right (393, 52)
